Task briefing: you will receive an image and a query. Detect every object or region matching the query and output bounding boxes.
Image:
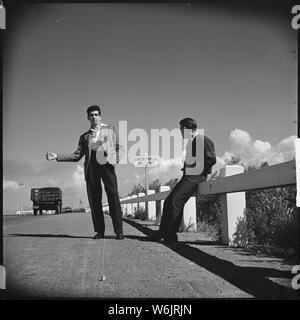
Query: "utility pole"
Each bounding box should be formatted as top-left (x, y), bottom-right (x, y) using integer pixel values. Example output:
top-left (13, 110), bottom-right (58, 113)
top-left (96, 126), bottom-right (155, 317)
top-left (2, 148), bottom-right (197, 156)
top-left (145, 165), bottom-right (149, 195)
top-left (18, 183), bottom-right (24, 214)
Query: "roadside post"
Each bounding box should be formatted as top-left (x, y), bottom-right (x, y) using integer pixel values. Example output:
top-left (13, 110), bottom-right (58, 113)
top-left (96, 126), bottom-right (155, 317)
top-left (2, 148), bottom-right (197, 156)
top-left (134, 156), bottom-right (160, 217)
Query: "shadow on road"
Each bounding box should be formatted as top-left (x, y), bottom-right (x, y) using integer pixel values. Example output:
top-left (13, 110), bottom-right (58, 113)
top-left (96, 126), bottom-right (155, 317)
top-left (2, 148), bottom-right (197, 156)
top-left (7, 233), bottom-right (92, 239)
top-left (7, 233), bottom-right (138, 241)
top-left (124, 218), bottom-right (298, 299)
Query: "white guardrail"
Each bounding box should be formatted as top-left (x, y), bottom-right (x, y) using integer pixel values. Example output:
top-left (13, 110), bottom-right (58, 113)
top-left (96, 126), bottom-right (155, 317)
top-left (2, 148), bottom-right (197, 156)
top-left (102, 160), bottom-right (296, 247)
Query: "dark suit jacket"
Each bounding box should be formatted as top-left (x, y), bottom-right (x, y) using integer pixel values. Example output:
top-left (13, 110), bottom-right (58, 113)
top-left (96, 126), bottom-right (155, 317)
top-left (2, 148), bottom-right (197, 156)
top-left (56, 124), bottom-right (124, 180)
top-left (183, 133), bottom-right (216, 176)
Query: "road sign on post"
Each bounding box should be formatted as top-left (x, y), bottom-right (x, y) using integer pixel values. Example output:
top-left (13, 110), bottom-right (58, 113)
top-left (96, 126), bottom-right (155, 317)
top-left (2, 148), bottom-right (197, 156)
top-left (134, 156), bottom-right (160, 193)
top-left (134, 156), bottom-right (160, 168)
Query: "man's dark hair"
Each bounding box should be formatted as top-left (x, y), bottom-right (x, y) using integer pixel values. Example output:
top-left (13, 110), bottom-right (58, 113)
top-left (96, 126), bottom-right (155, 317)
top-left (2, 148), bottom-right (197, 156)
top-left (87, 105), bottom-right (101, 116)
top-left (179, 118), bottom-right (197, 130)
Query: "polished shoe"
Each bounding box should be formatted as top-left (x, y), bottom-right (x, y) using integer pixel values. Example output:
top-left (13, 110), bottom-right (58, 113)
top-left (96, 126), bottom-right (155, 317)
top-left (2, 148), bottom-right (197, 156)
top-left (116, 233), bottom-right (124, 240)
top-left (93, 233), bottom-right (104, 239)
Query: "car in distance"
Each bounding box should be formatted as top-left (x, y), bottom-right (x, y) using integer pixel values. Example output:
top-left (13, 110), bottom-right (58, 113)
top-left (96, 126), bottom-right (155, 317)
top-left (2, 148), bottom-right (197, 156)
top-left (64, 206), bottom-right (72, 213)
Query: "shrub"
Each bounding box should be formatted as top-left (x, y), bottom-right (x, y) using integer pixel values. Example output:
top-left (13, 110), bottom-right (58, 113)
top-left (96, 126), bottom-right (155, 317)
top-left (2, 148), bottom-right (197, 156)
top-left (196, 194), bottom-right (222, 241)
top-left (195, 185), bottom-right (297, 254)
top-left (245, 186), bottom-right (297, 251)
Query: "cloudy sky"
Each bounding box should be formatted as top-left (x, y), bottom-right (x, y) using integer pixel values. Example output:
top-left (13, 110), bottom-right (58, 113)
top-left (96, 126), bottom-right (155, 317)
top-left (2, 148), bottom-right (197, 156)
top-left (3, 3), bottom-right (297, 214)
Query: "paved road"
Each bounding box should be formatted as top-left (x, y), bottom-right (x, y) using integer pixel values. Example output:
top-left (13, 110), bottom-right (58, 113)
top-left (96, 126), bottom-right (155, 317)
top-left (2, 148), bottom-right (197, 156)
top-left (2, 212), bottom-right (299, 299)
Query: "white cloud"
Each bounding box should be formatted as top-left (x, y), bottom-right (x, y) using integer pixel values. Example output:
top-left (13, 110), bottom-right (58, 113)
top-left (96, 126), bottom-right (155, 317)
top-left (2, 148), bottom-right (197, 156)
top-left (152, 157), bottom-right (183, 172)
top-left (252, 140), bottom-right (272, 154)
top-left (46, 179), bottom-right (60, 186)
top-left (56, 165), bottom-right (86, 207)
top-left (71, 165), bottom-right (85, 188)
top-left (219, 130), bottom-right (296, 169)
top-left (122, 130), bottom-right (297, 183)
top-left (147, 157), bottom-right (183, 184)
top-left (275, 135), bottom-right (297, 153)
top-left (3, 180), bottom-right (19, 190)
top-left (57, 165), bottom-right (88, 208)
top-left (230, 129), bottom-right (251, 147)
top-left (267, 135), bottom-right (297, 164)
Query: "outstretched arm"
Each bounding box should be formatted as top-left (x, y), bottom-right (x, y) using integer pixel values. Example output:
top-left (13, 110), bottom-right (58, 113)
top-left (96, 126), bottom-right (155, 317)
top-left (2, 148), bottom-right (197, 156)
top-left (46, 134), bottom-right (86, 162)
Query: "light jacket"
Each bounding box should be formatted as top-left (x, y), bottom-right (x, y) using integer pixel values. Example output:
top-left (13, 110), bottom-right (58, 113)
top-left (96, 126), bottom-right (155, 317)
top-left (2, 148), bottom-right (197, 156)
top-left (56, 123), bottom-right (125, 180)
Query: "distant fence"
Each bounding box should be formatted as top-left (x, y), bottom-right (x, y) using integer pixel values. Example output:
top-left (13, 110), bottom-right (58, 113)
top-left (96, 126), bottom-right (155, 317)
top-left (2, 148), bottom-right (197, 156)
top-left (103, 160), bottom-right (296, 247)
top-left (16, 210), bottom-right (55, 215)
top-left (16, 210), bottom-right (34, 215)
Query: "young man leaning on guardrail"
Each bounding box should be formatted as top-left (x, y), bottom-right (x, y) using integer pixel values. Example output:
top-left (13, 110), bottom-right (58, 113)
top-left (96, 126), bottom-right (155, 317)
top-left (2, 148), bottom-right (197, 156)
top-left (147, 118), bottom-right (216, 243)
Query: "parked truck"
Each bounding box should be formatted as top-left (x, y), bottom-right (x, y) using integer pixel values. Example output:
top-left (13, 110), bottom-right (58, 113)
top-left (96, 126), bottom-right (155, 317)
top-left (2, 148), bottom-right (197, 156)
top-left (30, 187), bottom-right (62, 215)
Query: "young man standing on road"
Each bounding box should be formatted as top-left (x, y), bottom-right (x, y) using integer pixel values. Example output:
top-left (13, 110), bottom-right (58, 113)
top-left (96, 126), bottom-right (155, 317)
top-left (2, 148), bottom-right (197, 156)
top-left (148, 117), bottom-right (216, 243)
top-left (46, 105), bottom-right (125, 240)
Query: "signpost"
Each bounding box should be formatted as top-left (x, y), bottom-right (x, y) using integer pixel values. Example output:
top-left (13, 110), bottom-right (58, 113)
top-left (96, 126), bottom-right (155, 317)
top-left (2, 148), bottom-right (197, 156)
top-left (18, 183), bottom-right (24, 214)
top-left (134, 156), bottom-right (160, 193)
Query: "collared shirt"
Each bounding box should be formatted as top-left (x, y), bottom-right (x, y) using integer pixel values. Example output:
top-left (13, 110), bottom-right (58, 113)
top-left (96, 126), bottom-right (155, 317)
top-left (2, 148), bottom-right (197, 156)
top-left (89, 123), bottom-right (108, 151)
top-left (89, 128), bottom-right (100, 144)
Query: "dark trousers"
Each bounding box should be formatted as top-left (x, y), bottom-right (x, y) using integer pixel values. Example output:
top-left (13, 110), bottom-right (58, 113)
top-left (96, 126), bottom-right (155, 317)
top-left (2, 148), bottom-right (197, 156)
top-left (158, 174), bottom-right (207, 237)
top-left (86, 151), bottom-right (123, 235)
